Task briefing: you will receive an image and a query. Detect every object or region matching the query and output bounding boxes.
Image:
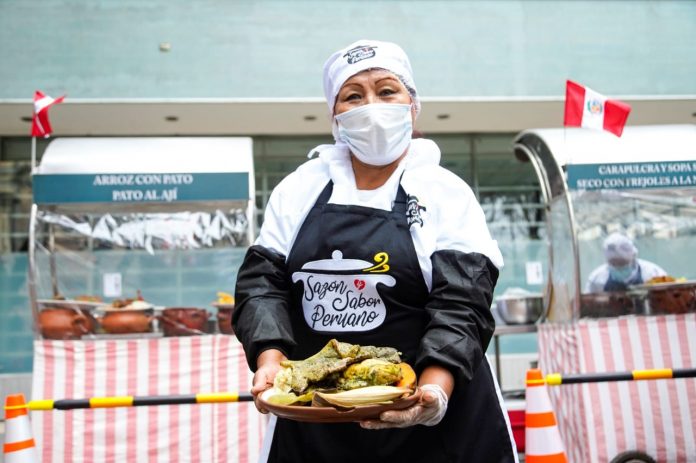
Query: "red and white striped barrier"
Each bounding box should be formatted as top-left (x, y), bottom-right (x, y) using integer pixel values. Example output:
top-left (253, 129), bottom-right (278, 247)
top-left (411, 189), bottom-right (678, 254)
top-left (32, 335), bottom-right (266, 463)
top-left (538, 313), bottom-right (696, 462)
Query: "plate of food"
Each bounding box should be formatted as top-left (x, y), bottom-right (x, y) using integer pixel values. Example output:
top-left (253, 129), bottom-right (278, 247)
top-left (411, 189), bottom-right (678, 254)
top-left (632, 276), bottom-right (696, 290)
top-left (105, 291), bottom-right (155, 311)
top-left (258, 339), bottom-right (419, 423)
top-left (211, 291), bottom-right (235, 310)
top-left (103, 300), bottom-right (154, 312)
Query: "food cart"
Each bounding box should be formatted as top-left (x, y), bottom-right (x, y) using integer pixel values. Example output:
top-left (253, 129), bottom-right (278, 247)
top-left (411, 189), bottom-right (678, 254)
top-left (27, 137), bottom-right (265, 462)
top-left (513, 124), bottom-right (696, 462)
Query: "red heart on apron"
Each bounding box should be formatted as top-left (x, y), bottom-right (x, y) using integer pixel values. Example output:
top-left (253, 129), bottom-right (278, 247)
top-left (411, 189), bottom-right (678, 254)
top-left (354, 279), bottom-right (366, 290)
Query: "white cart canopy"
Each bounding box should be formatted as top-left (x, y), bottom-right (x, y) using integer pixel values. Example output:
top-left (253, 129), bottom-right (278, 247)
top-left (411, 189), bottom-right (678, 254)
top-left (33, 137), bottom-right (254, 207)
top-left (515, 125), bottom-right (696, 197)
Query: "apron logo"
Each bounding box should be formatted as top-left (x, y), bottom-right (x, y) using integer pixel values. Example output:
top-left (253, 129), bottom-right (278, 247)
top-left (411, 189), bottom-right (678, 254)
top-left (292, 250), bottom-right (395, 332)
top-left (406, 194), bottom-right (426, 228)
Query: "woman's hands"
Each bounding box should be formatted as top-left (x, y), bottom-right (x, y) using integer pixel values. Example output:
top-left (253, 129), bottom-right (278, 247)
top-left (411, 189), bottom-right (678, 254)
top-left (360, 384), bottom-right (448, 429)
top-left (251, 349), bottom-right (287, 414)
top-left (360, 364), bottom-right (453, 429)
top-left (251, 352), bottom-right (454, 427)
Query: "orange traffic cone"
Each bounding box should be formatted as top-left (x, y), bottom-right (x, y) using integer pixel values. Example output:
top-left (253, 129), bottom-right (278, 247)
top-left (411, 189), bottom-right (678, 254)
top-left (3, 394), bottom-right (39, 463)
top-left (525, 369), bottom-right (567, 463)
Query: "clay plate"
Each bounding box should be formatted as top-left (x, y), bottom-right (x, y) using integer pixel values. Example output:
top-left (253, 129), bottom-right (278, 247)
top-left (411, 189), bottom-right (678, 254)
top-left (102, 304), bottom-right (155, 312)
top-left (211, 302), bottom-right (235, 310)
top-left (259, 388), bottom-right (420, 423)
top-left (37, 299), bottom-right (106, 310)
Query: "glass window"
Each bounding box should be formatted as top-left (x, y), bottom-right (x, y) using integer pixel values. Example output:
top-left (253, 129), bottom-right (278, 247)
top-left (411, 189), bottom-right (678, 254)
top-left (0, 137), bottom-right (49, 253)
top-left (574, 188), bottom-right (696, 317)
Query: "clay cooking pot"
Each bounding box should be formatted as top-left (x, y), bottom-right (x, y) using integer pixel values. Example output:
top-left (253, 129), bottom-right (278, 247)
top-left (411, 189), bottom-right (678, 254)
top-left (579, 291), bottom-right (637, 318)
top-left (216, 306), bottom-right (235, 335)
top-left (99, 310), bottom-right (154, 334)
top-left (160, 307), bottom-right (209, 336)
top-left (38, 307), bottom-right (97, 340)
top-left (647, 284), bottom-right (696, 315)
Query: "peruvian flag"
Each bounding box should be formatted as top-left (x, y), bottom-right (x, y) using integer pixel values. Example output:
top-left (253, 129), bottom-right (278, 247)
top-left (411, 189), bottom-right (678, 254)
top-left (563, 80), bottom-right (631, 137)
top-left (31, 90), bottom-right (65, 138)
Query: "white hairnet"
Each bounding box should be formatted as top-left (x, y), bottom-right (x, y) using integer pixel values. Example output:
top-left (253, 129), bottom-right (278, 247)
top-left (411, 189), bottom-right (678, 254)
top-left (603, 232), bottom-right (638, 262)
top-left (322, 39), bottom-right (420, 116)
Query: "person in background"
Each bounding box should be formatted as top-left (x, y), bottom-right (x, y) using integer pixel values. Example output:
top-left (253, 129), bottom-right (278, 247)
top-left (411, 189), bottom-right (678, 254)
top-left (585, 232), bottom-right (667, 293)
top-left (233, 39), bottom-right (517, 462)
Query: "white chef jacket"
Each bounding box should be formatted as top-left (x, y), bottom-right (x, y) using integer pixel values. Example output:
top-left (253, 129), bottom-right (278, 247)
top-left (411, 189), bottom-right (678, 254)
top-left (585, 258), bottom-right (668, 293)
top-left (255, 138), bottom-right (503, 292)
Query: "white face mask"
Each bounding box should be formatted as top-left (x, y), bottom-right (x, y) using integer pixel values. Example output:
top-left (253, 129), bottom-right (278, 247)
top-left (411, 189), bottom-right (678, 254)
top-left (334, 103), bottom-right (413, 166)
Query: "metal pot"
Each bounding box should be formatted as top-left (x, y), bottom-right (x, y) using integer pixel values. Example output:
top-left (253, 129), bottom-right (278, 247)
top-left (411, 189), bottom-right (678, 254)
top-left (495, 296), bottom-right (544, 325)
top-left (579, 291), bottom-right (638, 318)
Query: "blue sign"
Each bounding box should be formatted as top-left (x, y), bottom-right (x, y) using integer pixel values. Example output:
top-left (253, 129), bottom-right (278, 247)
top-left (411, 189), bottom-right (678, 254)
top-left (33, 172), bottom-right (249, 204)
top-left (567, 161), bottom-right (696, 190)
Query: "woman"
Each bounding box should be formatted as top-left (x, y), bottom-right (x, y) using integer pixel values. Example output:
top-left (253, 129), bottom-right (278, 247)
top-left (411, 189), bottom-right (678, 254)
top-left (585, 232), bottom-right (667, 293)
top-left (233, 39), bottom-right (517, 462)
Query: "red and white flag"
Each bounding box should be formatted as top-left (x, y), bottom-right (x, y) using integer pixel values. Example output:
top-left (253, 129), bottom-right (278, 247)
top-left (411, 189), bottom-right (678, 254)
top-left (563, 80), bottom-right (631, 137)
top-left (31, 90), bottom-right (65, 138)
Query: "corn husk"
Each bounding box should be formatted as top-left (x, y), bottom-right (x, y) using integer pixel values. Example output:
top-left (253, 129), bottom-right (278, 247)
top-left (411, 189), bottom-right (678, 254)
top-left (265, 388), bottom-right (315, 406)
top-left (312, 385), bottom-right (412, 410)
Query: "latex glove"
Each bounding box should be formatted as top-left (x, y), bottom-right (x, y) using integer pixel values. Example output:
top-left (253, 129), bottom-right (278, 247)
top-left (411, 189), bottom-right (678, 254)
top-left (360, 384), bottom-right (448, 429)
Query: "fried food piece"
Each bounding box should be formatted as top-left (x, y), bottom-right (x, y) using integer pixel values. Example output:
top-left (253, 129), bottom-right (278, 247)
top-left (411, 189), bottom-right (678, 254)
top-left (275, 339), bottom-right (401, 394)
top-left (646, 275), bottom-right (676, 285)
top-left (315, 339), bottom-right (401, 364)
top-left (217, 292), bottom-right (235, 304)
top-left (111, 298), bottom-right (134, 308)
top-left (338, 359), bottom-right (402, 390)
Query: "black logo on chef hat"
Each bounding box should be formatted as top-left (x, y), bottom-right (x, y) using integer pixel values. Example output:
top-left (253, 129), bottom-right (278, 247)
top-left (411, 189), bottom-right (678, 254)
top-left (343, 45), bottom-right (378, 64)
top-left (406, 194), bottom-right (426, 228)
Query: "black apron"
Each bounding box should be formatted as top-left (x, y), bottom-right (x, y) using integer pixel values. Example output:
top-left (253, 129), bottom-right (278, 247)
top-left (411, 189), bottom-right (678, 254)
top-left (267, 181), bottom-right (516, 463)
top-left (604, 264), bottom-right (643, 292)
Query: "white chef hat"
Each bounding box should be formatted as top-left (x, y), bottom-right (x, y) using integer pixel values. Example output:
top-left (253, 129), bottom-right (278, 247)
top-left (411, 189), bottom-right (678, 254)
top-left (603, 232), bottom-right (638, 262)
top-left (322, 39), bottom-right (420, 116)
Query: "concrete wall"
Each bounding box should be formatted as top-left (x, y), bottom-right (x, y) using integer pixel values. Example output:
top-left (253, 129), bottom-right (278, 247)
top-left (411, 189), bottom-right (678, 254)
top-left (1, 0), bottom-right (695, 100)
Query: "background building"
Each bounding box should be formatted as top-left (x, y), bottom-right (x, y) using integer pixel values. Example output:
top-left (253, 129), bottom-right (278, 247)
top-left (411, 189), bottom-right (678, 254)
top-left (0, 0), bottom-right (695, 385)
